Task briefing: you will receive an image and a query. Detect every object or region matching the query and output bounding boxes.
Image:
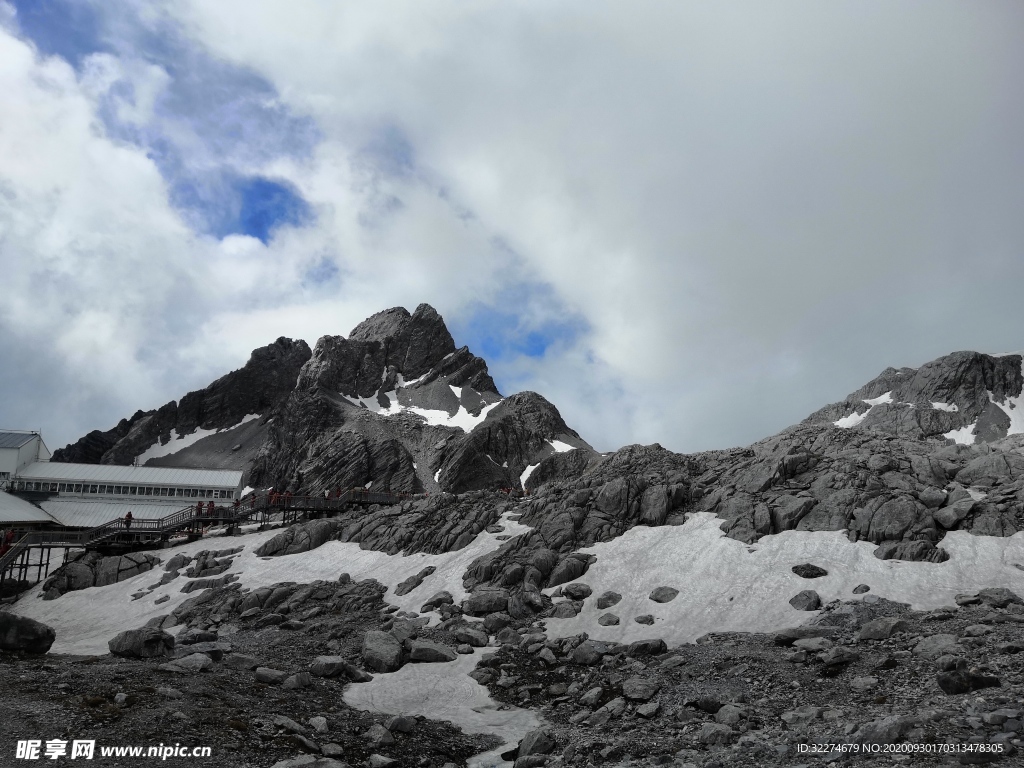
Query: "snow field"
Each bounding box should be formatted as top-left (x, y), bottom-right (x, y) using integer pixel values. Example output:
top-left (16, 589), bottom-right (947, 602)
top-left (540, 512), bottom-right (1024, 646)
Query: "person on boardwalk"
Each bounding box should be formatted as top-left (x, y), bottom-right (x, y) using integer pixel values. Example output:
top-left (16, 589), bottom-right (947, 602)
top-left (207, 500), bottom-right (215, 517)
top-left (124, 511), bottom-right (133, 531)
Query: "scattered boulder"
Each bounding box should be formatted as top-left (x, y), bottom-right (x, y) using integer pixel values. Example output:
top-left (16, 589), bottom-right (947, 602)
top-left (913, 634), bottom-right (961, 660)
top-left (648, 586), bottom-right (679, 603)
top-left (595, 591), bottom-right (622, 609)
top-left (394, 566), bottom-right (436, 596)
top-left (0, 612), bottom-right (56, 654)
top-left (788, 590), bottom-right (821, 611)
top-left (622, 677), bottom-right (661, 701)
top-left (518, 728), bottom-right (556, 756)
top-left (597, 613), bottom-right (620, 626)
top-left (557, 584), bottom-right (590, 602)
top-left (108, 628), bottom-right (174, 659)
top-left (857, 617), bottom-right (910, 641)
top-left (362, 631), bottom-right (403, 673)
top-left (409, 640), bottom-right (457, 663)
top-left (792, 563), bottom-right (828, 579)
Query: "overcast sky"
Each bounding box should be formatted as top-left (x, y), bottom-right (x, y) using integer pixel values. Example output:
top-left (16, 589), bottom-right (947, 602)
top-left (1, 1), bottom-right (1023, 455)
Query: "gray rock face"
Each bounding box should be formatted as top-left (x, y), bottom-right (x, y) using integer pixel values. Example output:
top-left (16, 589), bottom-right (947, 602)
top-left (43, 552), bottom-right (160, 599)
top-left (255, 519), bottom-right (345, 557)
top-left (108, 627), bottom-right (174, 658)
top-left (362, 631), bottom-right (403, 673)
top-left (0, 612), bottom-right (56, 654)
top-left (804, 351), bottom-right (1024, 444)
top-left (53, 336), bottom-right (310, 466)
top-left (463, 589), bottom-right (510, 616)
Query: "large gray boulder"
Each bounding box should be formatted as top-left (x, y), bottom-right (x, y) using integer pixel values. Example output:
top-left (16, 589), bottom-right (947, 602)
top-left (108, 627), bottom-right (175, 658)
top-left (409, 640), bottom-right (457, 663)
top-left (362, 630), bottom-right (403, 672)
top-left (0, 612), bottom-right (56, 654)
top-left (254, 519), bottom-right (345, 557)
top-left (463, 589), bottom-right (510, 616)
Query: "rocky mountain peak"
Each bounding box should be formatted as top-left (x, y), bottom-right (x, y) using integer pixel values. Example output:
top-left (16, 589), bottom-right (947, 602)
top-left (804, 350), bottom-right (1024, 445)
top-left (347, 302), bottom-right (456, 379)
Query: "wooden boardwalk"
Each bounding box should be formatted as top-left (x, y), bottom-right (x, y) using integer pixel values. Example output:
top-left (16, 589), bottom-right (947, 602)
top-left (0, 488), bottom-right (409, 598)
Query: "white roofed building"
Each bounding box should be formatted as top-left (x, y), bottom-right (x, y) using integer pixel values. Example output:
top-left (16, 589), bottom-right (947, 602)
top-left (0, 431), bottom-right (50, 490)
top-left (11, 462), bottom-right (244, 529)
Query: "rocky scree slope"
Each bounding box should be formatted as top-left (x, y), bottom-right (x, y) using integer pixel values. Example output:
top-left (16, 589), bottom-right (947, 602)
top-left (54, 303), bottom-right (593, 495)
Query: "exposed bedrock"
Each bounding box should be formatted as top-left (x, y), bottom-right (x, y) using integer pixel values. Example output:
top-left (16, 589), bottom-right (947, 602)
top-left (41, 551), bottom-right (162, 600)
top-left (53, 337), bottom-right (311, 466)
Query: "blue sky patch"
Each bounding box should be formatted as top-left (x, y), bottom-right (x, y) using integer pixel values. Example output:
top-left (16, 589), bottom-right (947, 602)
top-left (9, 0), bottom-right (108, 67)
top-left (452, 298), bottom-right (588, 364)
top-left (9, 0), bottom-right (320, 243)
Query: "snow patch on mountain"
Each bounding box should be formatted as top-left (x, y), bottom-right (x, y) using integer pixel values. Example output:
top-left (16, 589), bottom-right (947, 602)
top-left (549, 439), bottom-right (574, 453)
top-left (135, 414), bottom-right (260, 463)
top-left (521, 464), bottom-right (539, 489)
top-left (344, 651), bottom-right (539, 768)
top-left (863, 392), bottom-right (894, 406)
top-left (931, 402), bottom-right (959, 412)
top-left (945, 422), bottom-right (978, 445)
top-left (833, 391), bottom-right (893, 428)
top-left (341, 377), bottom-right (502, 433)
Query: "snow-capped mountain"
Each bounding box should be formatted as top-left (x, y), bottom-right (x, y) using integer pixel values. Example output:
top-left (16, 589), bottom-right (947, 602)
top-left (53, 304), bottom-right (593, 494)
top-left (804, 351), bottom-right (1024, 445)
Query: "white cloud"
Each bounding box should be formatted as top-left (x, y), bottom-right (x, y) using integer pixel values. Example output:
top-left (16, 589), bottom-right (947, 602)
top-left (3, 1), bottom-right (1024, 455)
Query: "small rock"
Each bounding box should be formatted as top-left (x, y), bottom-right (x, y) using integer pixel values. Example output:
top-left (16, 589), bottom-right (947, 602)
top-left (857, 617), bottom-right (910, 641)
top-left (850, 676), bottom-right (878, 692)
top-left (852, 584), bottom-right (870, 594)
top-left (596, 591), bottom-right (622, 609)
top-left (792, 563), bottom-right (828, 579)
top-left (622, 677), bottom-right (661, 701)
top-left (254, 667), bottom-right (290, 685)
top-left (282, 672), bottom-right (313, 690)
top-left (636, 701), bottom-right (660, 718)
top-left (385, 715), bottom-right (417, 733)
top-left (597, 613), bottom-right (620, 626)
top-left (363, 723), bottom-right (394, 746)
top-left (634, 614), bottom-right (655, 625)
top-left (561, 583), bottom-right (592, 600)
top-left (788, 590), bottom-right (821, 611)
top-left (649, 586), bottom-right (679, 603)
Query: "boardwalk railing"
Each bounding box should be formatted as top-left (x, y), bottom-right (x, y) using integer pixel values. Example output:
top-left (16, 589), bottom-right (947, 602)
top-left (0, 488), bottom-right (409, 579)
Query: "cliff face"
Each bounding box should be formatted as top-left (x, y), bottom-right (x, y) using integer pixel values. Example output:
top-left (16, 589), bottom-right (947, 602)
top-left (52, 337), bottom-right (312, 469)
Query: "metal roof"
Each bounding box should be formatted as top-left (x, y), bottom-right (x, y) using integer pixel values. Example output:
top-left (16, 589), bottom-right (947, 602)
top-left (0, 491), bottom-right (59, 524)
top-left (0, 431), bottom-right (40, 450)
top-left (17, 462), bottom-right (243, 488)
top-left (39, 499), bottom-right (194, 528)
